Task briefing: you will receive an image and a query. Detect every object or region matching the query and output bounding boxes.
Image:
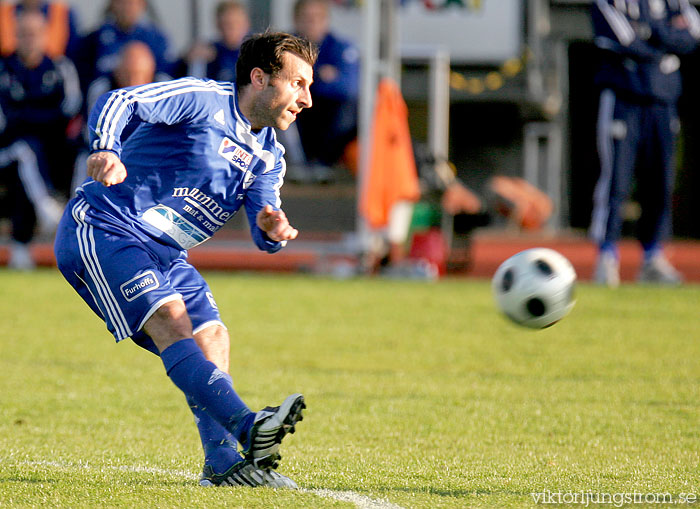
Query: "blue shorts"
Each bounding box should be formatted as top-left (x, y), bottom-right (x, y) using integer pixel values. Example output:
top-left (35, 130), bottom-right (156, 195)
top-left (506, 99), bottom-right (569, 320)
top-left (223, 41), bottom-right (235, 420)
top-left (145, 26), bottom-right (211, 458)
top-left (54, 198), bottom-right (224, 350)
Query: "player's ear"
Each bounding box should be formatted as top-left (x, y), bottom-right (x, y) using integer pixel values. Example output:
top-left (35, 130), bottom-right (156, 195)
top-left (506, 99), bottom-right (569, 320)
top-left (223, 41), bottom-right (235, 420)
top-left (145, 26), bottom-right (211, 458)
top-left (249, 67), bottom-right (268, 90)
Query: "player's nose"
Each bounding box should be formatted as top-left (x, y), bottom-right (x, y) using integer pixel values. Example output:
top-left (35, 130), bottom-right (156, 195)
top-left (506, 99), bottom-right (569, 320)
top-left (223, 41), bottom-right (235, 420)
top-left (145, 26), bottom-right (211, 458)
top-left (298, 85), bottom-right (312, 109)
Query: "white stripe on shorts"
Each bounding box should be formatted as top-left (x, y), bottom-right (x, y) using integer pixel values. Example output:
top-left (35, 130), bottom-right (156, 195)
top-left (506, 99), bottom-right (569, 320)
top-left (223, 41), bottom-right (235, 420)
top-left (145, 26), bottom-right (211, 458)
top-left (71, 199), bottom-right (132, 339)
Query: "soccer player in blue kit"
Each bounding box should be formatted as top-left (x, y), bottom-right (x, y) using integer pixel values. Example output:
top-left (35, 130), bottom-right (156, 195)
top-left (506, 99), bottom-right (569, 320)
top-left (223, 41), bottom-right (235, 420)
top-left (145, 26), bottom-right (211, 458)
top-left (54, 32), bottom-right (317, 488)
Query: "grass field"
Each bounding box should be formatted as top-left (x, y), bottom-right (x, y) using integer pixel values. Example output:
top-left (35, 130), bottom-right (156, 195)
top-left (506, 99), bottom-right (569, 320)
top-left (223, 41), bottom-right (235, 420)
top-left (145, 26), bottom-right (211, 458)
top-left (1, 269), bottom-right (699, 508)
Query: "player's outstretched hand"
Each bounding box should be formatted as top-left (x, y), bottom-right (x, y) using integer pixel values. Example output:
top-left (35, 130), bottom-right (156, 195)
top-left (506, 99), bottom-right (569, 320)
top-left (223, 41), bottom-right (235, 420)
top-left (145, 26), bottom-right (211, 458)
top-left (87, 151), bottom-right (127, 187)
top-left (256, 205), bottom-right (298, 242)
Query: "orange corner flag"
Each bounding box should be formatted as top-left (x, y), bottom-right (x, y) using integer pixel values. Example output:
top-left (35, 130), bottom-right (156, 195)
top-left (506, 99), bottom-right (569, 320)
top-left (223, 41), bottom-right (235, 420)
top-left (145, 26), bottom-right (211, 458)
top-left (360, 78), bottom-right (420, 229)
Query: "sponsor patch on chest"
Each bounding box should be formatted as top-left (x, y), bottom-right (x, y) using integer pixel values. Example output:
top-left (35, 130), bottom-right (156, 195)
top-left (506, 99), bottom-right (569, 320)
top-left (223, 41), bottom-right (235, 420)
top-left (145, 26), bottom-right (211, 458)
top-left (120, 270), bottom-right (160, 302)
top-left (218, 137), bottom-right (253, 171)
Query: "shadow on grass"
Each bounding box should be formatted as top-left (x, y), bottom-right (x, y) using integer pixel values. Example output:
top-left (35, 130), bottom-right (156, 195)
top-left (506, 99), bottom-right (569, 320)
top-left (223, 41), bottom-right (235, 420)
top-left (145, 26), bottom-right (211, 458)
top-left (382, 486), bottom-right (532, 499)
top-left (0, 476), bottom-right (59, 484)
top-left (305, 483), bottom-right (532, 500)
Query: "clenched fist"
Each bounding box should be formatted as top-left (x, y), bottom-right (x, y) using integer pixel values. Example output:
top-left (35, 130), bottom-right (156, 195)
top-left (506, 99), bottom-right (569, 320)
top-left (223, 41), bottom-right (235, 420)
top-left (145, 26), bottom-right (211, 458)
top-left (87, 151), bottom-right (127, 187)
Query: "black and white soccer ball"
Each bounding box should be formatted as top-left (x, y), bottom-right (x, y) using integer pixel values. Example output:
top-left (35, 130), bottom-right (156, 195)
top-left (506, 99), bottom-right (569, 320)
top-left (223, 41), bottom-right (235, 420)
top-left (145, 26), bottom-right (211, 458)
top-left (492, 248), bottom-right (576, 329)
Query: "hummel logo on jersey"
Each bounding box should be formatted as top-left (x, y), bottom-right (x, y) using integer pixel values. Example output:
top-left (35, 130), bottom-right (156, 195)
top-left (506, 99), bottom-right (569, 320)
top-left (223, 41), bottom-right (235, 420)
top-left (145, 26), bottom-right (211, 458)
top-left (120, 270), bottom-right (159, 302)
top-left (218, 137), bottom-right (253, 171)
top-left (214, 109), bottom-right (226, 126)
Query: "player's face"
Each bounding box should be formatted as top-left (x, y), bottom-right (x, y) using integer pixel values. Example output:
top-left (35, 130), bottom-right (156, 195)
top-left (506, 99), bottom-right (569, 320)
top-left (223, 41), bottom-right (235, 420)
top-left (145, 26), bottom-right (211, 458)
top-left (251, 52), bottom-right (313, 131)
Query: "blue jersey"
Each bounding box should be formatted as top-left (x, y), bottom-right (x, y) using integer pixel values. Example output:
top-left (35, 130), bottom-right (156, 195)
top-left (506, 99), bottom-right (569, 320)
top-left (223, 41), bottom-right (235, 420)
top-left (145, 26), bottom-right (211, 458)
top-left (592, 0), bottom-right (700, 103)
top-left (77, 77), bottom-right (287, 255)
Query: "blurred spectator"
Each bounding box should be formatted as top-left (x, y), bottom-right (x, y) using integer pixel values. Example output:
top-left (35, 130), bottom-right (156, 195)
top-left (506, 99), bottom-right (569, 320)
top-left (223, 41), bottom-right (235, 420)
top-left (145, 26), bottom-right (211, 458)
top-left (77, 0), bottom-right (174, 88)
top-left (590, 0), bottom-right (700, 286)
top-left (282, 0), bottom-right (360, 183)
top-left (0, 9), bottom-right (81, 269)
top-left (0, 0), bottom-right (81, 60)
top-left (176, 0), bottom-right (249, 81)
top-left (72, 40), bottom-right (159, 193)
top-left (85, 39), bottom-right (157, 111)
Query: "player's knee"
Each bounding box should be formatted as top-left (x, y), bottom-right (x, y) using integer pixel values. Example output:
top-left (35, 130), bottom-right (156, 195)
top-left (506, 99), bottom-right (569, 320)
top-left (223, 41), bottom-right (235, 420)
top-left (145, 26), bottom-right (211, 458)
top-left (193, 323), bottom-right (230, 370)
top-left (194, 324), bottom-right (229, 353)
top-left (143, 300), bottom-right (194, 352)
top-left (196, 323), bottom-right (228, 343)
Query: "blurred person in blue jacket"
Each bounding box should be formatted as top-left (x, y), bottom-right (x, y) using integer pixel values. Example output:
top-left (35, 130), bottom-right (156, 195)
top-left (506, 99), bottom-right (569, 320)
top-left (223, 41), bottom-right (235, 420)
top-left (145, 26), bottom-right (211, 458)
top-left (77, 0), bottom-right (174, 88)
top-left (590, 0), bottom-right (700, 286)
top-left (177, 0), bottom-right (250, 82)
top-left (0, 10), bottom-right (81, 269)
top-left (283, 0), bottom-right (359, 183)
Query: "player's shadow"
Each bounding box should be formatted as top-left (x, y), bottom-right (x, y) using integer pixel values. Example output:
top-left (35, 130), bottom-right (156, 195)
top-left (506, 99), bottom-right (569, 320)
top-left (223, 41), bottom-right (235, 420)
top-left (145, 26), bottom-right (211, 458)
top-left (0, 473), bottom-right (192, 488)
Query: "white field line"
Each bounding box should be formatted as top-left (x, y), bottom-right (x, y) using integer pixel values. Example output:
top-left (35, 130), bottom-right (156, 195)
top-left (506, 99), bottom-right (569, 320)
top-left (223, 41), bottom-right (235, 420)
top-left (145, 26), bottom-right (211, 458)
top-left (10, 459), bottom-right (198, 480)
top-left (302, 489), bottom-right (406, 509)
top-left (6, 459), bottom-right (406, 509)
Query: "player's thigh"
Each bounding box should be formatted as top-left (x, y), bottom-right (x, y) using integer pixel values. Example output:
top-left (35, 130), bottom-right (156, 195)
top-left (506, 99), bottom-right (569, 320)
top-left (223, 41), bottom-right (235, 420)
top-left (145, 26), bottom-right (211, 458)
top-left (55, 214), bottom-right (183, 342)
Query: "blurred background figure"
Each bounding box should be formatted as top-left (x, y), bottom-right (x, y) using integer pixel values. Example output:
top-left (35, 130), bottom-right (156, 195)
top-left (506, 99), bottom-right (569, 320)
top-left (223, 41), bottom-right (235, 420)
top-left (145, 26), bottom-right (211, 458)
top-left (282, 0), bottom-right (359, 183)
top-left (77, 0), bottom-right (174, 89)
top-left (177, 0), bottom-right (249, 81)
top-left (0, 0), bottom-right (82, 60)
top-left (589, 0), bottom-right (700, 287)
top-left (72, 40), bottom-right (159, 193)
top-left (85, 40), bottom-right (157, 110)
top-left (0, 9), bottom-right (81, 269)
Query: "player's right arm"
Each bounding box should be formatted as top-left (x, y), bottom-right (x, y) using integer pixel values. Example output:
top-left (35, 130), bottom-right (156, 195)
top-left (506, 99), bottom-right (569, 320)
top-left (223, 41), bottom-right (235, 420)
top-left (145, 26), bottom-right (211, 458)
top-left (87, 78), bottom-right (222, 156)
top-left (87, 150), bottom-right (127, 187)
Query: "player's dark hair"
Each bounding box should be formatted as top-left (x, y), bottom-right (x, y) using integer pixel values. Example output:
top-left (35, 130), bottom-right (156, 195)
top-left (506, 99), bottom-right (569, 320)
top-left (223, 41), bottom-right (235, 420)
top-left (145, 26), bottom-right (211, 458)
top-left (235, 31), bottom-right (317, 89)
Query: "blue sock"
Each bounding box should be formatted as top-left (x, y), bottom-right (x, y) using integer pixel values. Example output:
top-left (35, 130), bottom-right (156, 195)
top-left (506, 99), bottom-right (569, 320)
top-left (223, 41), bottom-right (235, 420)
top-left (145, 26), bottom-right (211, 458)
top-left (599, 241), bottom-right (618, 258)
top-left (642, 242), bottom-right (661, 262)
top-left (187, 395), bottom-right (243, 473)
top-left (161, 339), bottom-right (255, 442)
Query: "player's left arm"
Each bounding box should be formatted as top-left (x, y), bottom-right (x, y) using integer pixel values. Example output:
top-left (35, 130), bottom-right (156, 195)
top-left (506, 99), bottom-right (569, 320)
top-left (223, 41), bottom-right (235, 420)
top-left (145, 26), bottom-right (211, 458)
top-left (243, 157), bottom-right (297, 253)
top-left (256, 205), bottom-right (298, 242)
